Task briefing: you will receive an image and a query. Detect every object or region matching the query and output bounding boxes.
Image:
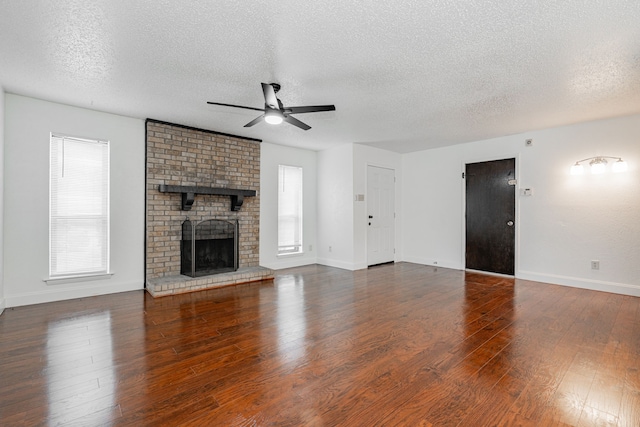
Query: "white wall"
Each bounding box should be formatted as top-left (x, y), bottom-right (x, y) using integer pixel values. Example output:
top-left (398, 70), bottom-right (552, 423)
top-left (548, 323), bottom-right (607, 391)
top-left (4, 93), bottom-right (637, 306)
top-left (0, 88), bottom-right (5, 315)
top-left (353, 144), bottom-right (402, 269)
top-left (401, 145), bottom-right (473, 270)
top-left (317, 143), bottom-right (355, 269)
top-left (402, 114), bottom-right (640, 296)
top-left (4, 95), bottom-right (145, 307)
top-left (315, 143), bottom-right (402, 271)
top-left (260, 142), bottom-right (318, 269)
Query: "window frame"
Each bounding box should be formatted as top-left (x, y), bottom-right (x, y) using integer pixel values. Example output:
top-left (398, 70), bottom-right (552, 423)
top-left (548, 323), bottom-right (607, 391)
top-left (49, 133), bottom-right (111, 279)
top-left (277, 164), bottom-right (304, 256)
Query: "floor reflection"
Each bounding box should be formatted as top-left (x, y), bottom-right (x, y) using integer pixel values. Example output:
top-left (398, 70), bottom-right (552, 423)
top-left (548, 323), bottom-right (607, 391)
top-left (46, 311), bottom-right (115, 426)
top-left (276, 274), bottom-right (307, 363)
top-left (462, 273), bottom-right (515, 380)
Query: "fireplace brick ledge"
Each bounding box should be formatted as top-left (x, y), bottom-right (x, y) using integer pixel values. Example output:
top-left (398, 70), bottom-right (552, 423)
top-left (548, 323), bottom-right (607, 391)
top-left (146, 266), bottom-right (274, 297)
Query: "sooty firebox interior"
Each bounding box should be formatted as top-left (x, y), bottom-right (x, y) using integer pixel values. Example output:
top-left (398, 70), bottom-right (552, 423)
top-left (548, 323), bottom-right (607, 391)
top-left (181, 219), bottom-right (238, 278)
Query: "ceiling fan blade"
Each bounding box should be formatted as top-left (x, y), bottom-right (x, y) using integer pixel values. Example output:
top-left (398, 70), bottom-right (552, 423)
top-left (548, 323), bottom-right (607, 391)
top-left (244, 114), bottom-right (265, 128)
top-left (283, 115), bottom-right (311, 131)
top-left (261, 83), bottom-right (280, 110)
top-left (207, 101), bottom-right (264, 112)
top-left (286, 105), bottom-right (336, 114)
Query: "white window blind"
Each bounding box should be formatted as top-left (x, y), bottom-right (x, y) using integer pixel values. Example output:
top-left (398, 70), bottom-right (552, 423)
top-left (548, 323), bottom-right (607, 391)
top-left (50, 134), bottom-right (110, 277)
top-left (278, 165), bottom-right (303, 255)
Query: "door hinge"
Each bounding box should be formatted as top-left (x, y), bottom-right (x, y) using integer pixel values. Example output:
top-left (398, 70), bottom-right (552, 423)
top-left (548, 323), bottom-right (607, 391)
top-left (462, 172), bottom-right (465, 179)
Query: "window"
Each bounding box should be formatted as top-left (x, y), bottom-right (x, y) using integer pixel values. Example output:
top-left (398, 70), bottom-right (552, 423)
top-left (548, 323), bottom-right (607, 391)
top-left (50, 134), bottom-right (110, 277)
top-left (278, 165), bottom-right (303, 255)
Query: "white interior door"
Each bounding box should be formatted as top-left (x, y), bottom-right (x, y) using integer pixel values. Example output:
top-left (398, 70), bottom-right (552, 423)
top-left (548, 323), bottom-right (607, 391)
top-left (367, 166), bottom-right (395, 266)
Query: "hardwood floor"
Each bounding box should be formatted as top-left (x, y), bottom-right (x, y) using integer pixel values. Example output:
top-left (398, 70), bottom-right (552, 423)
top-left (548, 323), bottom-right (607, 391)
top-left (1, 263), bottom-right (639, 426)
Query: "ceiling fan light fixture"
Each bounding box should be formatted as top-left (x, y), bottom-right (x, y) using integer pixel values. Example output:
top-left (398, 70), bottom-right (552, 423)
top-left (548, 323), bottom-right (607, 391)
top-left (264, 110), bottom-right (283, 125)
top-left (207, 83), bottom-right (334, 130)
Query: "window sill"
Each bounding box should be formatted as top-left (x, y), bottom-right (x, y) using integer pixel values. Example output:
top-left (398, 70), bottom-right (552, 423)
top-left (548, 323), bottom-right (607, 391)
top-left (277, 252), bottom-right (305, 258)
top-left (44, 273), bottom-right (114, 286)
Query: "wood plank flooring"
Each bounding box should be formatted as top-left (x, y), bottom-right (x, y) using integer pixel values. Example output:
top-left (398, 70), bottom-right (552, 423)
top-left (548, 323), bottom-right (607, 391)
top-left (1, 263), bottom-right (639, 426)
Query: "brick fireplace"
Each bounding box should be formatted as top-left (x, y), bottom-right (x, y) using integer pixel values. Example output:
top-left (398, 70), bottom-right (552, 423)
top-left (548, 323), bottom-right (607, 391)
top-left (145, 119), bottom-right (273, 297)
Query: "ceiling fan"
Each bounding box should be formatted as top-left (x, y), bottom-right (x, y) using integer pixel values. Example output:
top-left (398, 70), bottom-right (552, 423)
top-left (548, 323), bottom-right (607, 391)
top-left (207, 83), bottom-right (335, 131)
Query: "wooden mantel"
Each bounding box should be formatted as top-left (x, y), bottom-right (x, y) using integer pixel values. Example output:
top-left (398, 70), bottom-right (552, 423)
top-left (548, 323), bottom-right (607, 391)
top-left (158, 184), bottom-right (256, 211)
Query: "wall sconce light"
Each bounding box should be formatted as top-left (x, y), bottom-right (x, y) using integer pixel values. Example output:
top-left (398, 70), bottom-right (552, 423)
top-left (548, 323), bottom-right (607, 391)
top-left (570, 156), bottom-right (628, 175)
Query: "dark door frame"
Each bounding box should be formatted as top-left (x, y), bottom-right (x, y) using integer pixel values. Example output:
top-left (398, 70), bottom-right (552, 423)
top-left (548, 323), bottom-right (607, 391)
top-left (461, 155), bottom-right (519, 277)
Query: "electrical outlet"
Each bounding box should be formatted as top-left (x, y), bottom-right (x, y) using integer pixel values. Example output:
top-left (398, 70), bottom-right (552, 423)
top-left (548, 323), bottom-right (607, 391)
top-left (309, 244), bottom-right (312, 252)
top-left (329, 246), bottom-right (332, 252)
top-left (591, 260), bottom-right (600, 270)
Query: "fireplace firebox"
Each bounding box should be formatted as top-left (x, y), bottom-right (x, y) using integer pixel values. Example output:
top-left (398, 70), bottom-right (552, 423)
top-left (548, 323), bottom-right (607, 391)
top-left (181, 219), bottom-right (238, 278)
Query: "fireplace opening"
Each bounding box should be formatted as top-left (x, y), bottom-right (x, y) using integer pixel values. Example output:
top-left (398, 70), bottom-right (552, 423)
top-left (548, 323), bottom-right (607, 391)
top-left (181, 219), bottom-right (238, 278)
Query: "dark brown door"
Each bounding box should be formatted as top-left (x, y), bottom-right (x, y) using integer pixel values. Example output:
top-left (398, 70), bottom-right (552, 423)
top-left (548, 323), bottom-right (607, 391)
top-left (465, 158), bottom-right (515, 275)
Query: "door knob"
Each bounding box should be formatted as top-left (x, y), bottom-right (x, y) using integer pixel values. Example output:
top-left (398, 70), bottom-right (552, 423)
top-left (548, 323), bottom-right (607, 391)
top-left (507, 220), bottom-right (514, 226)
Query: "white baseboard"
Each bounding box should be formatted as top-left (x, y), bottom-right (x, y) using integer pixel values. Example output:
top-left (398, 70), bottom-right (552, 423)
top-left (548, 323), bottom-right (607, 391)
top-left (400, 256), bottom-right (462, 271)
top-left (261, 256), bottom-right (318, 270)
top-left (316, 258), bottom-right (365, 271)
top-left (5, 281), bottom-right (144, 308)
top-left (353, 261), bottom-right (368, 270)
top-left (398, 260), bottom-right (640, 297)
top-left (517, 270), bottom-right (640, 297)
top-left (0, 298), bottom-right (5, 316)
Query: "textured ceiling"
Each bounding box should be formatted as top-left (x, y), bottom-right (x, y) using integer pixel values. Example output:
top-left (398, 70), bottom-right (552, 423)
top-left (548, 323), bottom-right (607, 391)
top-left (1, 1), bottom-right (640, 153)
